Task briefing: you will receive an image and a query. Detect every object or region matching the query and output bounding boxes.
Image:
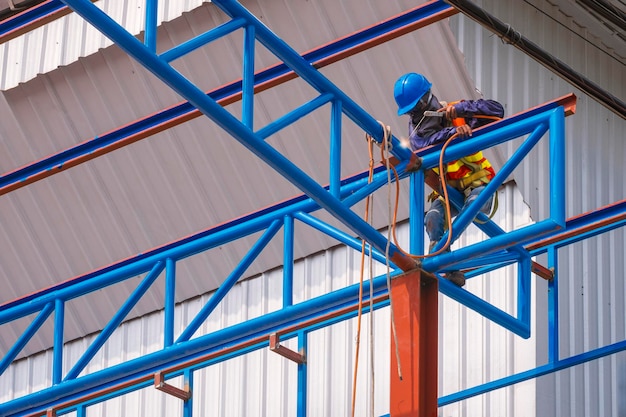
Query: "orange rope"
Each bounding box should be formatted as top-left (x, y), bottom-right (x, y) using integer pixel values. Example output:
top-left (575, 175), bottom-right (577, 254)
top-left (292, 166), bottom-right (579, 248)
top-left (350, 136), bottom-right (376, 417)
top-left (379, 132), bottom-right (461, 259)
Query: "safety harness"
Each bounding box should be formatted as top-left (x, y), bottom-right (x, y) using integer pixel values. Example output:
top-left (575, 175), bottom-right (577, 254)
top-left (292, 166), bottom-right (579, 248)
top-left (429, 101), bottom-right (499, 220)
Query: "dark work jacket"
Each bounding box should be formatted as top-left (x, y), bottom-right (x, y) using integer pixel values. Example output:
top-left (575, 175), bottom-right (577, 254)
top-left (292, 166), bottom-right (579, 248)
top-left (408, 94), bottom-right (505, 151)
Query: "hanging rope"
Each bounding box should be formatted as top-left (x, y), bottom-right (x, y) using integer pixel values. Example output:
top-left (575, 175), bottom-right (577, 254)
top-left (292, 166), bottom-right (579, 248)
top-left (352, 118), bottom-right (499, 414)
top-left (373, 129), bottom-right (458, 259)
top-left (379, 123), bottom-right (403, 383)
top-left (350, 136), bottom-right (376, 417)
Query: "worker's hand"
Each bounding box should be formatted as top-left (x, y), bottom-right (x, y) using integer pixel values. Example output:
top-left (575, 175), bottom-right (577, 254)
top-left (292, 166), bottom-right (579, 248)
top-left (455, 124), bottom-right (472, 137)
top-left (439, 104), bottom-right (458, 121)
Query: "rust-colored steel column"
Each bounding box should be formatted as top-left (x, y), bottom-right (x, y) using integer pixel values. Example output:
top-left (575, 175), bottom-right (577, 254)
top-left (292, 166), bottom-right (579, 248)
top-left (390, 269), bottom-right (438, 417)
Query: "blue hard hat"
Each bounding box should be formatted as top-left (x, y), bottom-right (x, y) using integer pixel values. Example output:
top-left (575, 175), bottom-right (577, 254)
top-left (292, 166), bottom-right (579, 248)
top-left (394, 73), bottom-right (432, 116)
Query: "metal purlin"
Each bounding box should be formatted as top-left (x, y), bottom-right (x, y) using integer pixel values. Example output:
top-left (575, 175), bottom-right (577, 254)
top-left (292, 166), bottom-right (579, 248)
top-left (54, 0), bottom-right (421, 272)
top-left (0, 0), bottom-right (624, 416)
top-left (0, 1), bottom-right (457, 195)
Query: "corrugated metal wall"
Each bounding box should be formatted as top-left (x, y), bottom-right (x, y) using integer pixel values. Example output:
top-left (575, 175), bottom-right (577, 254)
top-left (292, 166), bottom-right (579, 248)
top-left (1, 0), bottom-right (624, 415)
top-left (448, 1), bottom-right (626, 416)
top-left (0, 0), bottom-right (204, 90)
top-left (0, 182), bottom-right (539, 416)
top-left (0, 0), bottom-right (478, 359)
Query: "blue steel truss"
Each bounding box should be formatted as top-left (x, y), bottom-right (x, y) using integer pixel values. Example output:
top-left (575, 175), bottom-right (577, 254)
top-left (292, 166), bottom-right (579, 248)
top-left (0, 0), bottom-right (625, 416)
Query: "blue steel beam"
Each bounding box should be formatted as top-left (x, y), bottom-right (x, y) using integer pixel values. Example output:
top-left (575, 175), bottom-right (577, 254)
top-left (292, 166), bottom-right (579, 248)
top-left (212, 0), bottom-right (414, 160)
top-left (1, 170), bottom-right (622, 415)
top-left (0, 1), bottom-right (452, 195)
top-left (56, 0), bottom-right (418, 272)
top-left (0, 99), bottom-right (576, 347)
top-left (438, 339), bottom-right (626, 406)
top-left (421, 107), bottom-right (566, 273)
top-left (0, 98), bottom-right (580, 368)
top-left (0, 165), bottom-right (386, 318)
top-left (0, 270), bottom-right (398, 416)
top-left (0, 0), bottom-right (74, 42)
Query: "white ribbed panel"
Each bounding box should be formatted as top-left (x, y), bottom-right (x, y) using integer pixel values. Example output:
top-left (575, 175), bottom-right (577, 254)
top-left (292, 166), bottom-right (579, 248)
top-left (449, 1), bottom-right (626, 416)
top-left (0, 0), bottom-right (205, 90)
top-left (0, 0), bottom-right (477, 358)
top-left (0, 182), bottom-right (539, 416)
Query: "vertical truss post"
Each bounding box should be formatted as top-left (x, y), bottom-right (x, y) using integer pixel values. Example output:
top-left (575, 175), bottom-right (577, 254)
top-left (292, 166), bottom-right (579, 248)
top-left (409, 171), bottom-right (426, 254)
top-left (242, 23), bottom-right (255, 128)
top-left (517, 256), bottom-right (531, 329)
top-left (53, 298), bottom-right (65, 384)
top-left (547, 246), bottom-right (559, 363)
top-left (549, 106), bottom-right (566, 227)
top-left (297, 330), bottom-right (308, 417)
top-left (330, 99), bottom-right (342, 197)
top-left (283, 214), bottom-right (294, 307)
top-left (390, 270), bottom-right (438, 417)
top-left (144, 0), bottom-right (157, 52)
top-left (183, 369), bottom-right (194, 417)
top-left (164, 258), bottom-right (176, 347)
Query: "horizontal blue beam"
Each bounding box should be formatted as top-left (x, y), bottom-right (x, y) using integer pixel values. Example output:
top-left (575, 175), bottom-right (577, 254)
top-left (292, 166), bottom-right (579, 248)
top-left (439, 339), bottom-right (626, 406)
top-left (0, 269), bottom-right (400, 416)
top-left (0, 0), bottom-right (69, 39)
top-left (417, 109), bottom-right (554, 170)
top-left (0, 165), bottom-right (388, 320)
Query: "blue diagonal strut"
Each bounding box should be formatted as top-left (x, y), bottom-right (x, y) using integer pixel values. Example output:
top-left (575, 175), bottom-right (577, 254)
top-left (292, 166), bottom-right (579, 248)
top-left (58, 0), bottom-right (418, 270)
top-left (0, 1), bottom-right (453, 195)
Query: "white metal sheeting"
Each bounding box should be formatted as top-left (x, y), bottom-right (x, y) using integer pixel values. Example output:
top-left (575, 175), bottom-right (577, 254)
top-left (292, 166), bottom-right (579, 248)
top-left (0, 0), bottom-right (205, 90)
top-left (449, 0), bottom-right (626, 416)
top-left (0, 183), bottom-right (540, 416)
top-left (0, 0), bottom-right (480, 358)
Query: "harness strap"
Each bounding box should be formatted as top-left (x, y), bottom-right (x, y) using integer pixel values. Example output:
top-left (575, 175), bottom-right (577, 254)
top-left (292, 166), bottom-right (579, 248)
top-left (447, 168), bottom-right (492, 191)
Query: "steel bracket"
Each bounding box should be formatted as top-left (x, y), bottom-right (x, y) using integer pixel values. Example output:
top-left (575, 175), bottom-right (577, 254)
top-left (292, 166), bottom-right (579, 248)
top-left (269, 333), bottom-right (306, 364)
top-left (154, 370), bottom-right (192, 401)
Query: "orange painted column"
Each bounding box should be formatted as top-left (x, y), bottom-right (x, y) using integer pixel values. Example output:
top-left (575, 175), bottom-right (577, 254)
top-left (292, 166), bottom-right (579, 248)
top-left (390, 269), bottom-right (438, 417)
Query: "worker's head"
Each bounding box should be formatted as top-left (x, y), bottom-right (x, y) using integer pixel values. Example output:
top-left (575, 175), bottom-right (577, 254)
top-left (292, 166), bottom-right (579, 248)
top-left (394, 73), bottom-right (432, 116)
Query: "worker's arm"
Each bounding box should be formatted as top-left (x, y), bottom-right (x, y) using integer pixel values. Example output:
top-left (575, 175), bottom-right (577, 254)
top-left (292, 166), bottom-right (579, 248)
top-left (447, 99), bottom-right (504, 120)
top-left (408, 119), bottom-right (457, 149)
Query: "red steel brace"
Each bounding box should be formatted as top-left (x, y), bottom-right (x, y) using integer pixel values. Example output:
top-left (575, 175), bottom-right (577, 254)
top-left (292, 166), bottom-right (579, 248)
top-left (154, 370), bottom-right (191, 401)
top-left (269, 333), bottom-right (306, 364)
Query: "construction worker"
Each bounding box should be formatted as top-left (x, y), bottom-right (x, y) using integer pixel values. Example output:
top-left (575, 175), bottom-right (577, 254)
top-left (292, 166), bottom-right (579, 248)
top-left (394, 72), bottom-right (504, 286)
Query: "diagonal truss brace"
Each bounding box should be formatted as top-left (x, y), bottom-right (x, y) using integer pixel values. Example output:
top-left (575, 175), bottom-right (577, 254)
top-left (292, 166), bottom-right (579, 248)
top-left (58, 0), bottom-right (419, 271)
top-left (0, 1), bottom-right (454, 196)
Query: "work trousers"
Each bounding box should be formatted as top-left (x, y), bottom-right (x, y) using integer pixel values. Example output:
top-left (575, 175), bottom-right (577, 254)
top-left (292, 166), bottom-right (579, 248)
top-left (424, 185), bottom-right (493, 251)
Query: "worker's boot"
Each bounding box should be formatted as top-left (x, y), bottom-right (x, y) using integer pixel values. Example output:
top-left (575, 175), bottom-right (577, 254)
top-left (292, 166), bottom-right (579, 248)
top-left (445, 271), bottom-right (466, 287)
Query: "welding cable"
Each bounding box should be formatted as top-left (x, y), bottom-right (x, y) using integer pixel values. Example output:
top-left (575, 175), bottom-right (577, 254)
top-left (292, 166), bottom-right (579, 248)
top-left (384, 112), bottom-right (503, 258)
top-left (376, 130), bottom-right (458, 259)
